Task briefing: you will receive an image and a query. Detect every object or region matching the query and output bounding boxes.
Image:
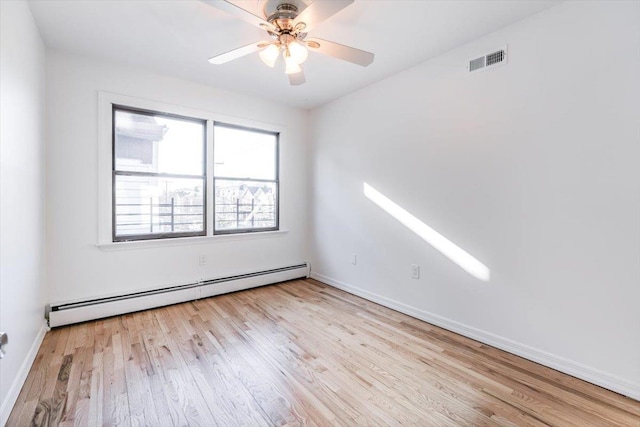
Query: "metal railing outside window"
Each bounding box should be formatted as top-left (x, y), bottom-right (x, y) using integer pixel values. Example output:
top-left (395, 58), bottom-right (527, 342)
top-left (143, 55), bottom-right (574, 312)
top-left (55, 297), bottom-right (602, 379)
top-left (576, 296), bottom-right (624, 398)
top-left (115, 198), bottom-right (204, 233)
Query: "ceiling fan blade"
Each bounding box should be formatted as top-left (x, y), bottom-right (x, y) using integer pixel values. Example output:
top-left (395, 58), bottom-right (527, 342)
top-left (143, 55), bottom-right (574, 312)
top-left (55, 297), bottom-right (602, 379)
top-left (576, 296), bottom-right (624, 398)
top-left (200, 0), bottom-right (276, 32)
top-left (208, 41), bottom-right (265, 64)
top-left (306, 38), bottom-right (374, 66)
top-left (288, 69), bottom-right (306, 86)
top-left (292, 0), bottom-right (354, 33)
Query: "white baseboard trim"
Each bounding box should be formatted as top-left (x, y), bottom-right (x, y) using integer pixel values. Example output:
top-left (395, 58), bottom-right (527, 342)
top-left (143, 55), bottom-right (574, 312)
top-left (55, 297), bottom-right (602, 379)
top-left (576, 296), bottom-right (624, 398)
top-left (1, 321), bottom-right (48, 426)
top-left (310, 272), bottom-right (640, 401)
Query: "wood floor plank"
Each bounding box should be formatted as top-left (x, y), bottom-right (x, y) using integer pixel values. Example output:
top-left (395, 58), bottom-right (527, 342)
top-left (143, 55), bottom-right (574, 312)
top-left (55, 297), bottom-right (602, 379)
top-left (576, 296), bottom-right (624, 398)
top-left (87, 351), bottom-right (104, 426)
top-left (7, 278), bottom-right (640, 426)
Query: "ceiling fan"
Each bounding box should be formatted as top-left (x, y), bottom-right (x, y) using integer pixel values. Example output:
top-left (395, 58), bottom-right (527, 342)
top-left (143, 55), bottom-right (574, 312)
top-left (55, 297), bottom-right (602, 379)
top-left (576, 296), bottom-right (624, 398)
top-left (202, 0), bottom-right (374, 86)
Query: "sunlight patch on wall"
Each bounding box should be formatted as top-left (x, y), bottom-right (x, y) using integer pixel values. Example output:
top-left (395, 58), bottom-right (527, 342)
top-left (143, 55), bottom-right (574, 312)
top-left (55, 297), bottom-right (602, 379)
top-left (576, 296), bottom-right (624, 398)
top-left (363, 183), bottom-right (490, 282)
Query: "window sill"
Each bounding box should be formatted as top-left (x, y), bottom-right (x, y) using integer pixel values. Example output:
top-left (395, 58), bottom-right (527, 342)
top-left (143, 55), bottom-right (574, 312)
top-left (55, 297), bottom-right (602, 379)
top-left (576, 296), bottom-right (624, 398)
top-left (96, 230), bottom-right (289, 251)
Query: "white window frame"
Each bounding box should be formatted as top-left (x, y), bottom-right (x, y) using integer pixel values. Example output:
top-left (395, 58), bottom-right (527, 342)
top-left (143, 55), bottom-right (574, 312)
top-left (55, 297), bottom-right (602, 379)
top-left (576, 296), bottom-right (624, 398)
top-left (97, 92), bottom-right (286, 248)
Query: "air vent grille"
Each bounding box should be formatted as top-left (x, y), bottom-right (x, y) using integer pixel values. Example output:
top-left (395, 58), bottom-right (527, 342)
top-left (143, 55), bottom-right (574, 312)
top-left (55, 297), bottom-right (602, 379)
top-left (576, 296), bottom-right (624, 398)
top-left (469, 56), bottom-right (485, 72)
top-left (469, 45), bottom-right (507, 74)
top-left (486, 49), bottom-right (505, 66)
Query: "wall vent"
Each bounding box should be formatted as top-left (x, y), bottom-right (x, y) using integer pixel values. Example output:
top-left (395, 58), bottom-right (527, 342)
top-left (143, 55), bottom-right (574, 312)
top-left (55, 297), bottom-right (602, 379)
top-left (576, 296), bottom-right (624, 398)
top-left (469, 45), bottom-right (507, 73)
top-left (469, 56), bottom-right (485, 72)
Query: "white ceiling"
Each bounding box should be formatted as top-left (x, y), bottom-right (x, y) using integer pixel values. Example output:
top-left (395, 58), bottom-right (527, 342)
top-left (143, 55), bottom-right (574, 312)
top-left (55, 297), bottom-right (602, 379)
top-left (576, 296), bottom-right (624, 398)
top-left (28, 0), bottom-right (560, 109)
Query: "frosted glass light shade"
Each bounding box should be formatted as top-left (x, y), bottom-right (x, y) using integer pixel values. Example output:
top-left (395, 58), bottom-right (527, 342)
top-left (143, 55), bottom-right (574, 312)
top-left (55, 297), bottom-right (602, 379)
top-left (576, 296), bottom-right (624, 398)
top-left (284, 53), bottom-right (302, 74)
top-left (259, 44), bottom-right (279, 68)
top-left (288, 41), bottom-right (308, 65)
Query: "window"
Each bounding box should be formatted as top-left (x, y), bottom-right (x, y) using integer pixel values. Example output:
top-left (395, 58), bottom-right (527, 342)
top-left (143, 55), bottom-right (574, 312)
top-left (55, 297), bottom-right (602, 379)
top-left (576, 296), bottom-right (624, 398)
top-left (213, 124), bottom-right (279, 234)
top-left (112, 106), bottom-right (206, 241)
top-left (101, 94), bottom-right (282, 244)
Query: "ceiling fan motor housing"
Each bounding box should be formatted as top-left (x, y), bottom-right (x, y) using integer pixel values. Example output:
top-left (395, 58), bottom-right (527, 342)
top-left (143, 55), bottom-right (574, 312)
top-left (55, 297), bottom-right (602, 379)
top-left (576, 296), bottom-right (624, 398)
top-left (268, 3), bottom-right (303, 33)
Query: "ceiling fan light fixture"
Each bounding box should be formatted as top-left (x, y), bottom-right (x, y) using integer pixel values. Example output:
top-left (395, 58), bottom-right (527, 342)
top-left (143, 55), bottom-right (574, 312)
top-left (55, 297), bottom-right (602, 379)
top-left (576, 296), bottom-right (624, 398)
top-left (204, 0), bottom-right (375, 86)
top-left (288, 40), bottom-right (308, 65)
top-left (259, 44), bottom-right (280, 67)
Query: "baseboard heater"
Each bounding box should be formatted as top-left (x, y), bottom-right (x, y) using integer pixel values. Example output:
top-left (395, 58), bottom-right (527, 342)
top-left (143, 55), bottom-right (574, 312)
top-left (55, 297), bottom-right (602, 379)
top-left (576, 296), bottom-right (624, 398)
top-left (47, 263), bottom-right (309, 328)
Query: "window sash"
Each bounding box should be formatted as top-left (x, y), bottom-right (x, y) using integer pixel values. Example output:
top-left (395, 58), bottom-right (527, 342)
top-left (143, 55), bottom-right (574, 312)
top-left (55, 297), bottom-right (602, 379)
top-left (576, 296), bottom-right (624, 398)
top-left (112, 105), bottom-right (207, 242)
top-left (213, 177), bottom-right (279, 234)
top-left (212, 123), bottom-right (279, 235)
top-left (112, 173), bottom-right (206, 241)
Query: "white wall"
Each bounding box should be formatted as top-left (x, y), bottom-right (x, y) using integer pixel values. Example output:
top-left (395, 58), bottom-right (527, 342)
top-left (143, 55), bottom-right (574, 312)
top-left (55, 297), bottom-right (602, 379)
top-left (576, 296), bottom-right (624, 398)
top-left (0, 0), bottom-right (48, 421)
top-left (309, 1), bottom-right (640, 398)
top-left (46, 52), bottom-right (309, 304)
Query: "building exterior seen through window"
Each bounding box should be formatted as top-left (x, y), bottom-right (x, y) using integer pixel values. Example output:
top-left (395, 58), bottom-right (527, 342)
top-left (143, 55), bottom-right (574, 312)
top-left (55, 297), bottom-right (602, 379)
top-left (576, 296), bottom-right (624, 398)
top-left (112, 105), bottom-right (278, 241)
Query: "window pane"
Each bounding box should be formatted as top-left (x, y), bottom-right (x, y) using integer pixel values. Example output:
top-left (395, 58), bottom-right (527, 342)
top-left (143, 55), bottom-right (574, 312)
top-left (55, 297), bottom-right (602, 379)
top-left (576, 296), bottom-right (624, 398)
top-left (215, 179), bottom-right (277, 231)
top-left (115, 110), bottom-right (204, 175)
top-left (114, 175), bottom-right (204, 237)
top-left (214, 126), bottom-right (276, 180)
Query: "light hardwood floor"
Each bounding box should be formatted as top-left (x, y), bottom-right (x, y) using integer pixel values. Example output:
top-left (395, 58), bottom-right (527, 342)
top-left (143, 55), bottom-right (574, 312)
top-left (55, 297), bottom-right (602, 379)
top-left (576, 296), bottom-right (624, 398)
top-left (7, 278), bottom-right (640, 426)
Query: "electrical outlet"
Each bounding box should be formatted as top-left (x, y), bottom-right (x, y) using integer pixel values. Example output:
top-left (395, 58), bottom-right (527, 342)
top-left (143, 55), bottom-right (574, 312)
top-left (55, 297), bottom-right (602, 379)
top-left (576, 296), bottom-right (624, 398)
top-left (199, 255), bottom-right (206, 266)
top-left (351, 254), bottom-right (357, 265)
top-left (411, 264), bottom-right (420, 279)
